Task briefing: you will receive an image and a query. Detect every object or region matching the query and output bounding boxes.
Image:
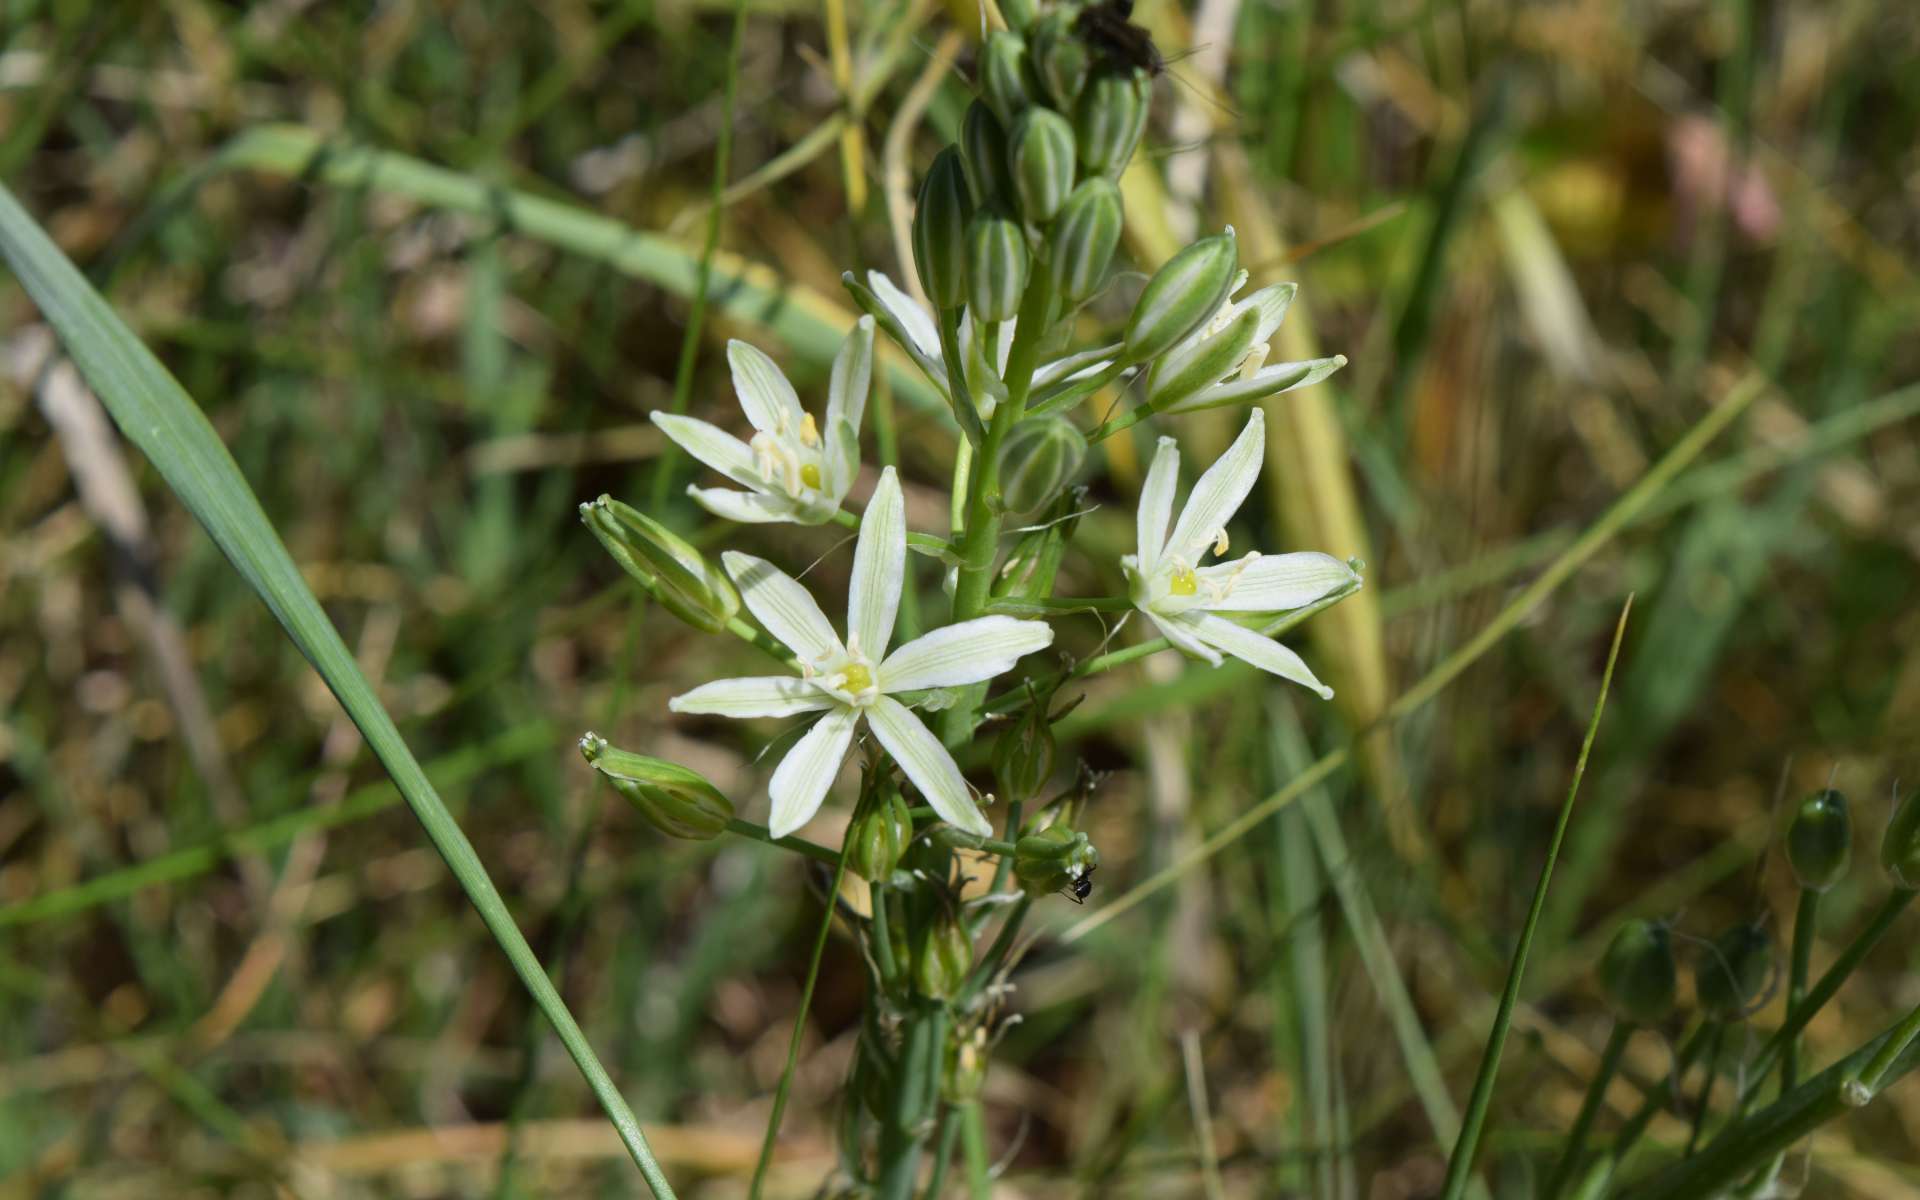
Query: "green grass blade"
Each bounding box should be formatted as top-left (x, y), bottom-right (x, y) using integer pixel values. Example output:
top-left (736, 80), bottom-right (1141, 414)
top-left (0, 183), bottom-right (680, 1199)
top-left (1437, 595), bottom-right (1634, 1199)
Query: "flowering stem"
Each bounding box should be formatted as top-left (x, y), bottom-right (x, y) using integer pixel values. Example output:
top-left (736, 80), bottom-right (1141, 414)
top-left (723, 817), bottom-right (841, 866)
top-left (960, 1099), bottom-right (992, 1198)
top-left (870, 881), bottom-right (900, 987)
top-left (1545, 1019), bottom-right (1632, 1199)
top-left (876, 1001), bottom-right (947, 1200)
top-left (1783, 887), bottom-right (1819, 1090)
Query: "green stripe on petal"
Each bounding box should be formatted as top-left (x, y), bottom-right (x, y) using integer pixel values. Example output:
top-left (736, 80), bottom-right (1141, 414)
top-left (866, 695), bottom-right (991, 837)
top-left (1136, 436), bottom-right (1180, 573)
top-left (879, 616), bottom-right (1053, 692)
top-left (1185, 613), bottom-right (1332, 699)
top-left (848, 467), bottom-right (905, 658)
top-left (669, 675), bottom-right (832, 718)
top-left (767, 705), bottom-right (860, 837)
top-left (1197, 552), bottom-right (1358, 613)
top-left (727, 339), bottom-right (805, 435)
top-left (722, 551), bottom-right (843, 663)
top-left (687, 486), bottom-right (803, 524)
top-left (651, 413), bottom-right (761, 487)
top-left (1166, 409), bottom-right (1264, 565)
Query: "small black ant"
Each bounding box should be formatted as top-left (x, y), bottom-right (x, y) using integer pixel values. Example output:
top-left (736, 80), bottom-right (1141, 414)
top-left (1063, 865), bottom-right (1096, 904)
top-left (1073, 0), bottom-right (1163, 77)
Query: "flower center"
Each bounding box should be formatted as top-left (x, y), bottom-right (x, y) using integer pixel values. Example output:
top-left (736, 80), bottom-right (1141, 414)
top-left (1169, 565), bottom-right (1199, 596)
top-left (838, 660), bottom-right (874, 695)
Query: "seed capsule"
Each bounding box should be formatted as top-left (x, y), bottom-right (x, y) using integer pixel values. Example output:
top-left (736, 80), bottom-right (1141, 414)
top-left (960, 100), bottom-right (1016, 212)
top-left (964, 214), bottom-right (1031, 323)
top-left (580, 495), bottom-right (739, 633)
top-left (1048, 177), bottom-right (1123, 303)
top-left (580, 733), bottom-right (733, 840)
top-left (1123, 230), bottom-right (1239, 363)
top-left (1694, 921), bottom-right (1774, 1020)
top-left (1599, 918), bottom-right (1676, 1026)
top-left (1009, 107), bottom-right (1077, 225)
top-left (1075, 68), bottom-right (1151, 175)
top-left (1786, 788), bottom-right (1852, 893)
top-left (912, 146), bottom-right (974, 310)
top-left (1881, 787), bottom-right (1920, 889)
top-left (979, 32), bottom-right (1034, 125)
top-left (846, 789), bottom-right (915, 883)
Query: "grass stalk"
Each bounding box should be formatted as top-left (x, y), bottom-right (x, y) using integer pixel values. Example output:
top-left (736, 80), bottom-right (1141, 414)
top-left (1543, 1018), bottom-right (1634, 1200)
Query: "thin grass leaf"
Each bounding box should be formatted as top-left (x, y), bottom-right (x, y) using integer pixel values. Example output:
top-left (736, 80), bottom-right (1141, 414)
top-left (1437, 595), bottom-right (1634, 1199)
top-left (0, 183), bottom-right (681, 1199)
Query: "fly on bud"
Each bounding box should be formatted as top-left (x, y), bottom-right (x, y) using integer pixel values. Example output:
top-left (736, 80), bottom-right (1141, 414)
top-left (1030, 10), bottom-right (1091, 110)
top-left (1123, 229), bottom-right (1239, 363)
top-left (1010, 107), bottom-right (1078, 225)
top-left (1599, 918), bottom-right (1676, 1026)
top-left (1694, 920), bottom-right (1774, 1020)
top-left (961, 101), bottom-right (1016, 212)
top-left (1881, 786), bottom-right (1920, 889)
top-left (1786, 788), bottom-right (1852, 892)
top-left (847, 788), bottom-right (915, 883)
top-left (1048, 177), bottom-right (1123, 303)
top-left (1013, 824), bottom-right (1100, 901)
top-left (913, 146), bottom-right (974, 310)
top-left (965, 214), bottom-right (1031, 323)
top-left (979, 31), bottom-right (1034, 125)
top-left (1075, 68), bottom-right (1151, 175)
top-left (580, 495), bottom-right (740, 633)
top-left (996, 413), bottom-right (1086, 514)
top-left (579, 732), bottom-right (734, 840)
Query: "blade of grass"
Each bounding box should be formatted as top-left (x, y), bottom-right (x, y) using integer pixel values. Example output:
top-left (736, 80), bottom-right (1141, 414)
top-left (1439, 594), bottom-right (1633, 1199)
top-left (0, 183), bottom-right (680, 1199)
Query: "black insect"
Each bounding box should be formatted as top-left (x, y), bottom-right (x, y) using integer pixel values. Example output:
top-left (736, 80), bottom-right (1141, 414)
top-left (1073, 0), bottom-right (1163, 77)
top-left (1064, 865), bottom-right (1096, 904)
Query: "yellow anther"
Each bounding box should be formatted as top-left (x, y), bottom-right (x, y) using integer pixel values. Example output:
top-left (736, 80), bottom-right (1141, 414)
top-left (1211, 529), bottom-right (1230, 557)
top-left (1169, 566), bottom-right (1199, 596)
top-left (1239, 343), bottom-right (1269, 379)
top-left (799, 412), bottom-right (821, 447)
top-left (800, 463), bottom-right (823, 490)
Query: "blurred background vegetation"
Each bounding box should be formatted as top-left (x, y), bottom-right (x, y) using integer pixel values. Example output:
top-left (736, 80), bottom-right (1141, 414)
top-left (3, 0), bottom-right (1920, 1195)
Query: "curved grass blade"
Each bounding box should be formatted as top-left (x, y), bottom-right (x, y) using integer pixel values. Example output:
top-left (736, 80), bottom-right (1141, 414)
top-left (0, 183), bottom-right (680, 1199)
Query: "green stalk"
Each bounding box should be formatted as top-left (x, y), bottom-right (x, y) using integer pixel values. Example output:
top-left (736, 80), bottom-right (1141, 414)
top-left (876, 1002), bottom-right (947, 1200)
top-left (960, 1099), bottom-right (992, 1199)
top-left (1543, 1019), bottom-right (1633, 1200)
top-left (1846, 997), bottom-right (1920, 1100)
top-left (923, 1107), bottom-right (961, 1199)
top-left (1684, 1021), bottom-right (1726, 1155)
top-left (1444, 595), bottom-right (1631, 1200)
top-left (1783, 888), bottom-right (1819, 1090)
top-left (1602, 1021), bottom-right (1710, 1176)
top-left (870, 881), bottom-right (901, 988)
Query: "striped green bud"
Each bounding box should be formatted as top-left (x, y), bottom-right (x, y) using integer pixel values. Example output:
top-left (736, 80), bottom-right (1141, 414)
top-left (1030, 11), bottom-right (1090, 111)
top-left (1145, 304), bottom-right (1261, 411)
top-left (1048, 177), bottom-right (1123, 302)
top-left (1694, 921), bottom-right (1773, 1020)
top-left (996, 413), bottom-right (1085, 514)
top-left (580, 495), bottom-right (739, 633)
top-left (979, 32), bottom-right (1034, 125)
top-left (579, 733), bottom-right (733, 840)
top-left (1599, 918), bottom-right (1676, 1026)
top-left (1013, 824), bottom-right (1099, 900)
top-left (1786, 788), bottom-right (1852, 893)
top-left (1075, 68), bottom-right (1151, 175)
top-left (912, 911), bottom-right (973, 999)
top-left (964, 214), bottom-right (1030, 323)
top-left (998, 0), bottom-right (1038, 32)
top-left (1122, 229), bottom-right (1238, 362)
top-left (847, 789), bottom-right (914, 883)
top-left (1010, 107), bottom-right (1077, 225)
top-left (1881, 787), bottom-right (1920, 889)
top-left (960, 100), bottom-right (1015, 211)
top-left (912, 146), bottom-right (974, 309)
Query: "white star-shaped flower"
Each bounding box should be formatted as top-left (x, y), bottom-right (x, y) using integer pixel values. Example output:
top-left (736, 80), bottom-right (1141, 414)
top-left (670, 467), bottom-right (1053, 837)
top-left (1146, 275), bottom-right (1347, 415)
top-left (650, 319), bottom-right (873, 525)
top-left (1122, 410), bottom-right (1359, 697)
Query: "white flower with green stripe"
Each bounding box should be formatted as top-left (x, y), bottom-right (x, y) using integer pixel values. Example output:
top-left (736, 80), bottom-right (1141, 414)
top-left (650, 319), bottom-right (873, 525)
top-left (1122, 410), bottom-right (1359, 698)
top-left (670, 467), bottom-right (1053, 837)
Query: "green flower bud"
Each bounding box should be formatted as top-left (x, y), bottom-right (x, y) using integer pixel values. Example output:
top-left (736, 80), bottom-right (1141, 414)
top-left (1048, 177), bottom-right (1123, 303)
top-left (1030, 11), bottom-right (1090, 111)
top-left (998, 0), bottom-right (1038, 32)
top-left (1075, 68), bottom-right (1151, 175)
top-left (912, 911), bottom-right (973, 999)
top-left (1694, 921), bottom-right (1774, 1020)
top-left (1009, 107), bottom-right (1077, 225)
top-left (964, 214), bottom-right (1030, 323)
top-left (1013, 824), bottom-right (1100, 900)
top-left (996, 413), bottom-right (1086, 514)
top-left (580, 495), bottom-right (739, 633)
top-left (1144, 304), bottom-right (1261, 411)
top-left (580, 733), bottom-right (733, 840)
top-left (993, 689), bottom-right (1058, 803)
top-left (961, 100), bottom-right (1016, 211)
top-left (912, 146), bottom-right (974, 310)
top-left (1786, 788), bottom-right (1852, 893)
top-left (1123, 229), bottom-right (1239, 363)
top-left (1881, 787), bottom-right (1920, 889)
top-left (1598, 918), bottom-right (1676, 1026)
top-left (847, 790), bottom-right (915, 883)
top-left (979, 32), bottom-right (1034, 125)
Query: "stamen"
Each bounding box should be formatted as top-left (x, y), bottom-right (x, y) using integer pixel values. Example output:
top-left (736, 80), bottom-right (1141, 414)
top-left (1238, 343), bottom-right (1269, 380)
top-left (798, 412), bottom-right (821, 447)
top-left (1211, 529), bottom-right (1230, 557)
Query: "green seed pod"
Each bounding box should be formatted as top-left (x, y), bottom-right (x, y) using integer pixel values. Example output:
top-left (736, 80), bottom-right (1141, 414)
top-left (961, 100), bottom-right (1016, 211)
top-left (1030, 11), bottom-right (1090, 111)
top-left (580, 495), bottom-right (739, 633)
top-left (1881, 787), bottom-right (1920, 889)
top-left (1786, 788), bottom-right (1852, 893)
top-left (1013, 824), bottom-right (1100, 900)
top-left (1009, 107), bottom-right (1077, 225)
top-left (1123, 229), bottom-right (1239, 363)
top-left (847, 790), bottom-right (915, 883)
top-left (1048, 177), bottom-right (1123, 302)
top-left (1144, 304), bottom-right (1261, 412)
top-left (979, 31), bottom-right (1034, 125)
top-left (993, 688), bottom-right (1059, 803)
top-left (1598, 918), bottom-right (1677, 1026)
top-left (912, 146), bottom-right (974, 310)
top-left (1075, 68), bottom-right (1151, 175)
top-left (964, 214), bottom-right (1030, 323)
top-left (580, 733), bottom-right (733, 840)
top-left (998, 0), bottom-right (1038, 32)
top-left (996, 413), bottom-right (1086, 515)
top-left (912, 911), bottom-right (973, 1000)
top-left (1694, 921), bottom-right (1774, 1020)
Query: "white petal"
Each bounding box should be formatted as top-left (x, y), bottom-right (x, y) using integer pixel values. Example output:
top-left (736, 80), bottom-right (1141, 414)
top-left (1198, 552), bottom-right (1357, 612)
top-left (727, 340), bottom-right (805, 435)
top-left (848, 467), bottom-right (906, 658)
top-left (1136, 436), bottom-right (1181, 573)
top-left (652, 413), bottom-right (760, 487)
top-left (1246, 282), bottom-right (1297, 344)
top-left (880, 616), bottom-right (1054, 692)
top-left (723, 551), bottom-right (844, 663)
top-left (825, 317), bottom-right (874, 490)
top-left (1184, 613), bottom-right (1333, 698)
top-left (866, 695), bottom-right (991, 836)
top-left (868, 271), bottom-right (942, 359)
top-left (1146, 609), bottom-right (1222, 666)
top-left (688, 486), bottom-right (802, 524)
top-left (669, 675), bottom-right (832, 718)
top-left (1166, 355), bottom-right (1346, 414)
top-left (767, 706), bottom-right (859, 837)
top-left (1167, 409), bottom-right (1265, 564)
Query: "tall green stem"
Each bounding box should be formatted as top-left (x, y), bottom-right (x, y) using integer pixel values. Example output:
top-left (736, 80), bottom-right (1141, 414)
top-left (960, 1099), bottom-right (992, 1199)
top-left (1783, 888), bottom-right (1819, 1090)
top-left (876, 1002), bottom-right (947, 1200)
top-left (1547, 1019), bottom-right (1633, 1198)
